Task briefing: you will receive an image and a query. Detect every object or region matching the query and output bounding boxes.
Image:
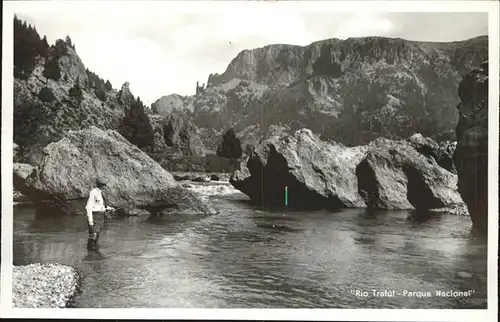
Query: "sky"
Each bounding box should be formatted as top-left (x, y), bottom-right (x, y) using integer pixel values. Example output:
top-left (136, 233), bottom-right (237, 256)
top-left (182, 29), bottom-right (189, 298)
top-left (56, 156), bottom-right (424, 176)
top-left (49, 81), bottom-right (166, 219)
top-left (11, 2), bottom-right (489, 106)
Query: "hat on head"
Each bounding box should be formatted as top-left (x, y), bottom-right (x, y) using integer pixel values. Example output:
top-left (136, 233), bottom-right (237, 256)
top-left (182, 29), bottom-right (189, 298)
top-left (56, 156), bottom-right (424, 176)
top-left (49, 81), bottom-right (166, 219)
top-left (96, 176), bottom-right (110, 186)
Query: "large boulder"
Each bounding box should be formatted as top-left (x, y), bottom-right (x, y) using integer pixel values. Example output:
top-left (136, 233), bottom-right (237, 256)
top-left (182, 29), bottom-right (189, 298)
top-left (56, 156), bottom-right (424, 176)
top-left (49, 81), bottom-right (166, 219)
top-left (23, 126), bottom-right (217, 217)
top-left (356, 138), bottom-right (463, 210)
top-left (454, 61), bottom-right (489, 234)
top-left (405, 133), bottom-right (457, 174)
top-left (230, 129), bottom-right (368, 209)
top-left (231, 129), bottom-right (464, 211)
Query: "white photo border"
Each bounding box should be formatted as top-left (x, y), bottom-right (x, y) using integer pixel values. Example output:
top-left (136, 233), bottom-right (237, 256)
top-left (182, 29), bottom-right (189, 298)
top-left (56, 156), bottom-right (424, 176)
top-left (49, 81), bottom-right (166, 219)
top-left (1, 1), bottom-right (498, 321)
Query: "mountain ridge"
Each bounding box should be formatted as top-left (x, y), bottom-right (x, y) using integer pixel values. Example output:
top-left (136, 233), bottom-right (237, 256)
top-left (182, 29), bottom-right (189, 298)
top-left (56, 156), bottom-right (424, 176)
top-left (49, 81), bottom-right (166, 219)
top-left (152, 34), bottom-right (488, 149)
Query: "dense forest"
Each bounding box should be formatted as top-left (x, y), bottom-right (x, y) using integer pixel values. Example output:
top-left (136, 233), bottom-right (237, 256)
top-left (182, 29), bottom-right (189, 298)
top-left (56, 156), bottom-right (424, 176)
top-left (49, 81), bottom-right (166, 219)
top-left (14, 15), bottom-right (114, 91)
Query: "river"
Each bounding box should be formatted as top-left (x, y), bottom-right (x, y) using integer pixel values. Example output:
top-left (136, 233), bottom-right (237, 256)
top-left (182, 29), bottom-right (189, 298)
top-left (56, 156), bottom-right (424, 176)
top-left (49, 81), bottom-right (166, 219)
top-left (13, 181), bottom-right (487, 308)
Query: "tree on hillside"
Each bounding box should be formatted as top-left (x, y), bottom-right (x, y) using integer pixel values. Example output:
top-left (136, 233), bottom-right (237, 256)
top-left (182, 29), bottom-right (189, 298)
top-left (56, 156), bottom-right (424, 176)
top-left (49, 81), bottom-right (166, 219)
top-left (43, 56), bottom-right (61, 80)
top-left (119, 97), bottom-right (154, 150)
top-left (217, 128), bottom-right (243, 158)
top-left (54, 39), bottom-right (68, 56)
top-left (105, 80), bottom-right (113, 91)
top-left (69, 77), bottom-right (83, 105)
top-left (39, 36), bottom-right (49, 57)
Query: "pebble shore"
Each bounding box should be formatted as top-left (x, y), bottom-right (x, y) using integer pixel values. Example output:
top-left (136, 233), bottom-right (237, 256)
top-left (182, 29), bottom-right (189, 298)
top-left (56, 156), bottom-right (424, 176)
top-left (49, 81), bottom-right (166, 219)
top-left (13, 263), bottom-right (80, 308)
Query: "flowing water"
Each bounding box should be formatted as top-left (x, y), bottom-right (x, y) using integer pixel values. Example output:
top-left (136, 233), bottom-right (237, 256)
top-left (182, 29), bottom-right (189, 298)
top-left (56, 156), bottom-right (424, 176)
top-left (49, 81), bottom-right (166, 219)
top-left (13, 182), bottom-right (487, 308)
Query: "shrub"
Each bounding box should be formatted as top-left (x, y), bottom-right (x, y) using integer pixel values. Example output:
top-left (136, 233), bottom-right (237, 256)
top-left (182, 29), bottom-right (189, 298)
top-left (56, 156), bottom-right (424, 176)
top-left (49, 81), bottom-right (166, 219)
top-left (95, 88), bottom-right (107, 102)
top-left (43, 57), bottom-right (61, 81)
top-left (69, 84), bottom-right (83, 100)
top-left (38, 87), bottom-right (55, 102)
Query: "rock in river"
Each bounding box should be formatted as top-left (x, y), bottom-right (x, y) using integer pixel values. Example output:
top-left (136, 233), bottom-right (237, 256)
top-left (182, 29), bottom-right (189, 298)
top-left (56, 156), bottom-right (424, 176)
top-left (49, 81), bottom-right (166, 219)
top-left (23, 126), bottom-right (217, 217)
top-left (231, 129), bottom-right (368, 210)
top-left (454, 61), bottom-right (489, 234)
top-left (231, 129), bottom-right (464, 212)
top-left (356, 137), bottom-right (463, 210)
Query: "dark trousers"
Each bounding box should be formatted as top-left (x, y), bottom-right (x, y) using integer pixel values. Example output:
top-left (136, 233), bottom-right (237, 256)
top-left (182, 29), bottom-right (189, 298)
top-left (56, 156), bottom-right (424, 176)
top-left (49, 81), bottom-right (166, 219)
top-left (87, 211), bottom-right (105, 250)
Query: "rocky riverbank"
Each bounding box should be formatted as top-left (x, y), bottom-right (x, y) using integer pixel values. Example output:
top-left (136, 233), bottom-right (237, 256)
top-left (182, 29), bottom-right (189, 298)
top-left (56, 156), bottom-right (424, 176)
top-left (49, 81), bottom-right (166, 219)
top-left (13, 263), bottom-right (80, 308)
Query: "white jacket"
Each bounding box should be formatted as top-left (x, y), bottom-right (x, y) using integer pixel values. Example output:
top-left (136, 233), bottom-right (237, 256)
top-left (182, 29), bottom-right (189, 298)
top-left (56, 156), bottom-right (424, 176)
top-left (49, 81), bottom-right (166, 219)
top-left (85, 187), bottom-right (107, 224)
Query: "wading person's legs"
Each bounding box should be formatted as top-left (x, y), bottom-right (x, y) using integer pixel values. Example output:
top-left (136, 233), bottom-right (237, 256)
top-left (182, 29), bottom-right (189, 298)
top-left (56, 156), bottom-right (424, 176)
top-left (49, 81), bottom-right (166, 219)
top-left (88, 212), bottom-right (105, 250)
top-left (87, 222), bottom-right (97, 250)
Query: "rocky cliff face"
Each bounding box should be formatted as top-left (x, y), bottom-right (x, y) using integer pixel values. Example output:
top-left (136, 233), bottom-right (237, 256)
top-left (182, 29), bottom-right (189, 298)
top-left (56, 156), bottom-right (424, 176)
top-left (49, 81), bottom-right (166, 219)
top-left (153, 36), bottom-right (487, 149)
top-left (454, 61), bottom-right (489, 234)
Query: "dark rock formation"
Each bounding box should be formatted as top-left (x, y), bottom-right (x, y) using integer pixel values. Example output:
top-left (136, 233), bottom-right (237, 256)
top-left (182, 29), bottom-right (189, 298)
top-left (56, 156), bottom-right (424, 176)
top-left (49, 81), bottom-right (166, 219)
top-left (162, 113), bottom-right (205, 156)
top-left (14, 191), bottom-right (30, 203)
top-left (147, 112), bottom-right (207, 156)
top-left (454, 61), bottom-right (489, 234)
top-left (231, 129), bottom-right (464, 212)
top-left (217, 128), bottom-right (243, 159)
top-left (23, 126), bottom-right (217, 217)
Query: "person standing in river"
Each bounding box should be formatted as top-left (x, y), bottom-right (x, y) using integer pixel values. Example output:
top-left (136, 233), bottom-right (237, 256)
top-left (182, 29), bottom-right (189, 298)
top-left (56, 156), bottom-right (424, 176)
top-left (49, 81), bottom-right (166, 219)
top-left (85, 176), bottom-right (114, 250)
